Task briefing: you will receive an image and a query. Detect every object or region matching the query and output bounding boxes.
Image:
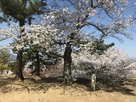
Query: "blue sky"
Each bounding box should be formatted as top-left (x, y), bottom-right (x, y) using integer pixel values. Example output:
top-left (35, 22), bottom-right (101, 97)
top-left (105, 33), bottom-right (136, 58)
top-left (104, 0), bottom-right (136, 58)
top-left (0, 22), bottom-right (11, 46)
top-left (0, 0), bottom-right (136, 58)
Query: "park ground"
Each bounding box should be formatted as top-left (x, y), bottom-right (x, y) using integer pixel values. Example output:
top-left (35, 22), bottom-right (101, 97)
top-left (0, 75), bottom-right (136, 102)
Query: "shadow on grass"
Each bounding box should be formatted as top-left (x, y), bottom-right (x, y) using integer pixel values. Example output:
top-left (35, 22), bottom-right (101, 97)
top-left (0, 76), bottom-right (15, 87)
top-left (96, 79), bottom-right (136, 96)
top-left (0, 76), bottom-right (136, 96)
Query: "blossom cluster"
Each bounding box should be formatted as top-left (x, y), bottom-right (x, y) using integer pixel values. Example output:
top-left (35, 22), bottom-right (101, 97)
top-left (72, 47), bottom-right (136, 80)
top-left (0, 0), bottom-right (133, 50)
top-left (0, 0), bottom-right (135, 80)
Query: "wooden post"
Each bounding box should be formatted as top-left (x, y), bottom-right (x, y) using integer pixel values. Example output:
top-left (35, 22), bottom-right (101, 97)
top-left (90, 73), bottom-right (96, 91)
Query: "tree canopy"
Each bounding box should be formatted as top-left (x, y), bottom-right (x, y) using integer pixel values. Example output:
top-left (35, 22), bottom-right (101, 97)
top-left (0, 0), bottom-right (135, 83)
top-left (0, 0), bottom-right (47, 81)
top-left (0, 0), bottom-right (46, 22)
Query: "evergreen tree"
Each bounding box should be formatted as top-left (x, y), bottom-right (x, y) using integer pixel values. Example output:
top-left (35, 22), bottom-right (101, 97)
top-left (23, 45), bottom-right (62, 76)
top-left (0, 0), bottom-right (46, 81)
top-left (91, 39), bottom-right (115, 55)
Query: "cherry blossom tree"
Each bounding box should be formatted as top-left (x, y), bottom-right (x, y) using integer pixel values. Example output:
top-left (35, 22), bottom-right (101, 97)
top-left (72, 47), bottom-right (133, 79)
top-left (43, 0), bottom-right (134, 83)
top-left (11, 0), bottom-right (132, 83)
top-left (0, 0), bottom-right (135, 84)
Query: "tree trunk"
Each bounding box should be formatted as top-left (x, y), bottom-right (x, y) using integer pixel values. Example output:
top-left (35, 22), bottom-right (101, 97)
top-left (16, 50), bottom-right (24, 81)
top-left (36, 51), bottom-right (40, 76)
top-left (15, 19), bottom-right (25, 81)
top-left (31, 51), bottom-right (40, 76)
top-left (63, 42), bottom-right (72, 84)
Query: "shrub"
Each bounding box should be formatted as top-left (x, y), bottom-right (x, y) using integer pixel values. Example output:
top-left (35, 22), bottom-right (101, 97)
top-left (0, 63), bottom-right (11, 71)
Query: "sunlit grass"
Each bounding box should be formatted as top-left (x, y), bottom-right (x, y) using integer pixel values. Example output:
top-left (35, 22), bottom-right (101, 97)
top-left (130, 75), bottom-right (136, 80)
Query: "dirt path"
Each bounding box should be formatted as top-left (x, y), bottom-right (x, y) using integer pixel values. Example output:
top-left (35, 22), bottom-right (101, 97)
top-left (0, 76), bottom-right (136, 102)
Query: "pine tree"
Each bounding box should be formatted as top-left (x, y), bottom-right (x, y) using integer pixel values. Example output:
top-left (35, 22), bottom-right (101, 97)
top-left (0, 0), bottom-right (46, 81)
top-left (91, 39), bottom-right (115, 55)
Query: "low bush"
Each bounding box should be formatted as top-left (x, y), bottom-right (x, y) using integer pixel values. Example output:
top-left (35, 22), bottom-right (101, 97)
top-left (0, 63), bottom-right (11, 71)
